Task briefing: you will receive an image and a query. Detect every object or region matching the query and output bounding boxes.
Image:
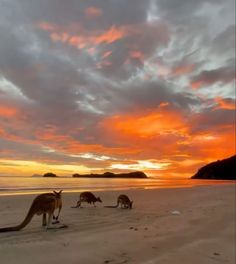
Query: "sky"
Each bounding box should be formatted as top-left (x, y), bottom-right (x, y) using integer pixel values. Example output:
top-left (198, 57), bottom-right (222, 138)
top-left (0, 0), bottom-right (235, 177)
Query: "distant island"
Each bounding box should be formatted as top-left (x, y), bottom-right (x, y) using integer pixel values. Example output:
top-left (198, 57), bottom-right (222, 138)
top-left (43, 172), bottom-right (57, 177)
top-left (72, 171), bottom-right (148, 179)
top-left (191, 155), bottom-right (236, 180)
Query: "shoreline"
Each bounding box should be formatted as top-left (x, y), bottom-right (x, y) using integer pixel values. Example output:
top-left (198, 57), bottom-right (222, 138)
top-left (0, 180), bottom-right (235, 197)
top-left (0, 185), bottom-right (235, 264)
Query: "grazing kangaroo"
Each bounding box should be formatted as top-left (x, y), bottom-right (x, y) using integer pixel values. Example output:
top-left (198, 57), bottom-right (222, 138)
top-left (104, 194), bottom-right (133, 209)
top-left (71, 191), bottom-right (102, 208)
top-left (0, 190), bottom-right (65, 232)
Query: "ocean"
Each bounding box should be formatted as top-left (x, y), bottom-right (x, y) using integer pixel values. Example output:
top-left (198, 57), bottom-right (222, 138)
top-left (0, 176), bottom-right (234, 196)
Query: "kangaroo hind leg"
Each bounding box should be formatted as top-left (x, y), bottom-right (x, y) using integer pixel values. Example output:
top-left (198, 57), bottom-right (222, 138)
top-left (42, 213), bottom-right (47, 226)
top-left (77, 200), bottom-right (82, 208)
top-left (52, 208), bottom-right (61, 224)
top-left (46, 213), bottom-right (54, 230)
top-left (47, 212), bottom-right (68, 230)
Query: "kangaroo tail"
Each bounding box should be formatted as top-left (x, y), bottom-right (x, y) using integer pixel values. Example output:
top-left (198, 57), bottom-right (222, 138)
top-left (0, 203), bottom-right (35, 232)
top-left (71, 205), bottom-right (79, 208)
top-left (71, 200), bottom-right (81, 208)
top-left (104, 204), bottom-right (118, 208)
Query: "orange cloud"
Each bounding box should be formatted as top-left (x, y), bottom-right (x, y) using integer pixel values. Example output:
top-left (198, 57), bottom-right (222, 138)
top-left (190, 80), bottom-right (203, 89)
top-left (129, 50), bottom-right (144, 61)
top-left (0, 105), bottom-right (18, 117)
top-left (99, 109), bottom-right (235, 167)
top-left (191, 129), bottom-right (235, 162)
top-left (172, 64), bottom-right (195, 76)
top-left (39, 22), bottom-right (127, 48)
top-left (215, 97), bottom-right (236, 110)
top-left (37, 20), bottom-right (169, 74)
top-left (38, 22), bottom-right (57, 31)
top-left (35, 126), bottom-right (135, 157)
top-left (94, 25), bottom-right (126, 44)
top-left (100, 109), bottom-right (188, 139)
top-left (159, 102), bottom-right (169, 108)
top-left (68, 35), bottom-right (87, 49)
top-left (102, 51), bottom-right (112, 59)
top-left (0, 126), bottom-right (28, 143)
top-left (85, 6), bottom-right (102, 17)
top-left (0, 118), bottom-right (234, 177)
top-left (50, 32), bottom-right (69, 43)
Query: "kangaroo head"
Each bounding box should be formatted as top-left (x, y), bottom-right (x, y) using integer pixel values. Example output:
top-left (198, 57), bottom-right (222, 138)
top-left (53, 190), bottom-right (63, 198)
top-left (96, 197), bottom-right (102, 203)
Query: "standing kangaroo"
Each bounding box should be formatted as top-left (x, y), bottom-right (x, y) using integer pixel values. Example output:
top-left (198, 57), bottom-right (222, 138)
top-left (0, 190), bottom-right (65, 232)
top-left (71, 191), bottom-right (102, 208)
top-left (104, 194), bottom-right (133, 209)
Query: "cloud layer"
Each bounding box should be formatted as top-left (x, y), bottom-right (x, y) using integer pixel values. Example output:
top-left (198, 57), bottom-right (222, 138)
top-left (0, 0), bottom-right (235, 177)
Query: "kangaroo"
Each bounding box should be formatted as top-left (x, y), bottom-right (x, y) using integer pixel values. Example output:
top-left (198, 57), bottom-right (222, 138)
top-left (71, 191), bottom-right (102, 208)
top-left (0, 190), bottom-right (65, 232)
top-left (104, 194), bottom-right (133, 209)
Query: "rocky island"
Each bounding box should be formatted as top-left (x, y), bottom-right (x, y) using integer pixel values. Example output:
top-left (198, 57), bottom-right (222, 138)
top-left (72, 171), bottom-right (148, 179)
top-left (191, 155), bottom-right (236, 180)
top-left (43, 172), bottom-right (58, 177)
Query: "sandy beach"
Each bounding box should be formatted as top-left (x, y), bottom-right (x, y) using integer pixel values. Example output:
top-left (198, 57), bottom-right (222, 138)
top-left (0, 184), bottom-right (235, 264)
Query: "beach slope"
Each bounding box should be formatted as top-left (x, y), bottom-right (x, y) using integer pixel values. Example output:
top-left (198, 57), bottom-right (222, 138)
top-left (0, 185), bottom-right (235, 264)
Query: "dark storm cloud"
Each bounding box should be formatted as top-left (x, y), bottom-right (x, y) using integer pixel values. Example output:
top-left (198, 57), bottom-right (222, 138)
top-left (155, 0), bottom-right (222, 22)
top-left (211, 25), bottom-right (236, 59)
top-left (0, 0), bottom-right (233, 122)
top-left (18, 0), bottom-right (150, 28)
top-left (0, 0), bottom-right (158, 111)
top-left (97, 21), bottom-right (170, 79)
top-left (191, 65), bottom-right (235, 88)
top-left (189, 108), bottom-right (235, 135)
top-left (0, 1), bottom-right (100, 133)
top-left (120, 79), bottom-right (200, 112)
top-left (154, 0), bottom-right (235, 76)
top-left (0, 0), bottom-right (150, 35)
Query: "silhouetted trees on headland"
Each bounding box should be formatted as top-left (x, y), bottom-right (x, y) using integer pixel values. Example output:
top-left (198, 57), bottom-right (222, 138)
top-left (72, 171), bottom-right (148, 179)
top-left (191, 155), bottom-right (236, 180)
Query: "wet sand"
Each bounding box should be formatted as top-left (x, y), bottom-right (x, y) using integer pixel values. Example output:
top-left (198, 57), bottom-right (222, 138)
top-left (0, 184), bottom-right (235, 264)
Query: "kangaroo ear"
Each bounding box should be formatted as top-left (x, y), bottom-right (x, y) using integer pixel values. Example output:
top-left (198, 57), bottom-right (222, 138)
top-left (53, 191), bottom-right (57, 195)
top-left (59, 190), bottom-right (63, 194)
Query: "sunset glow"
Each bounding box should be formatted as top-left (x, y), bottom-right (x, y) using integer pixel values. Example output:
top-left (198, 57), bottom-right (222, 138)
top-left (0, 0), bottom-right (235, 177)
